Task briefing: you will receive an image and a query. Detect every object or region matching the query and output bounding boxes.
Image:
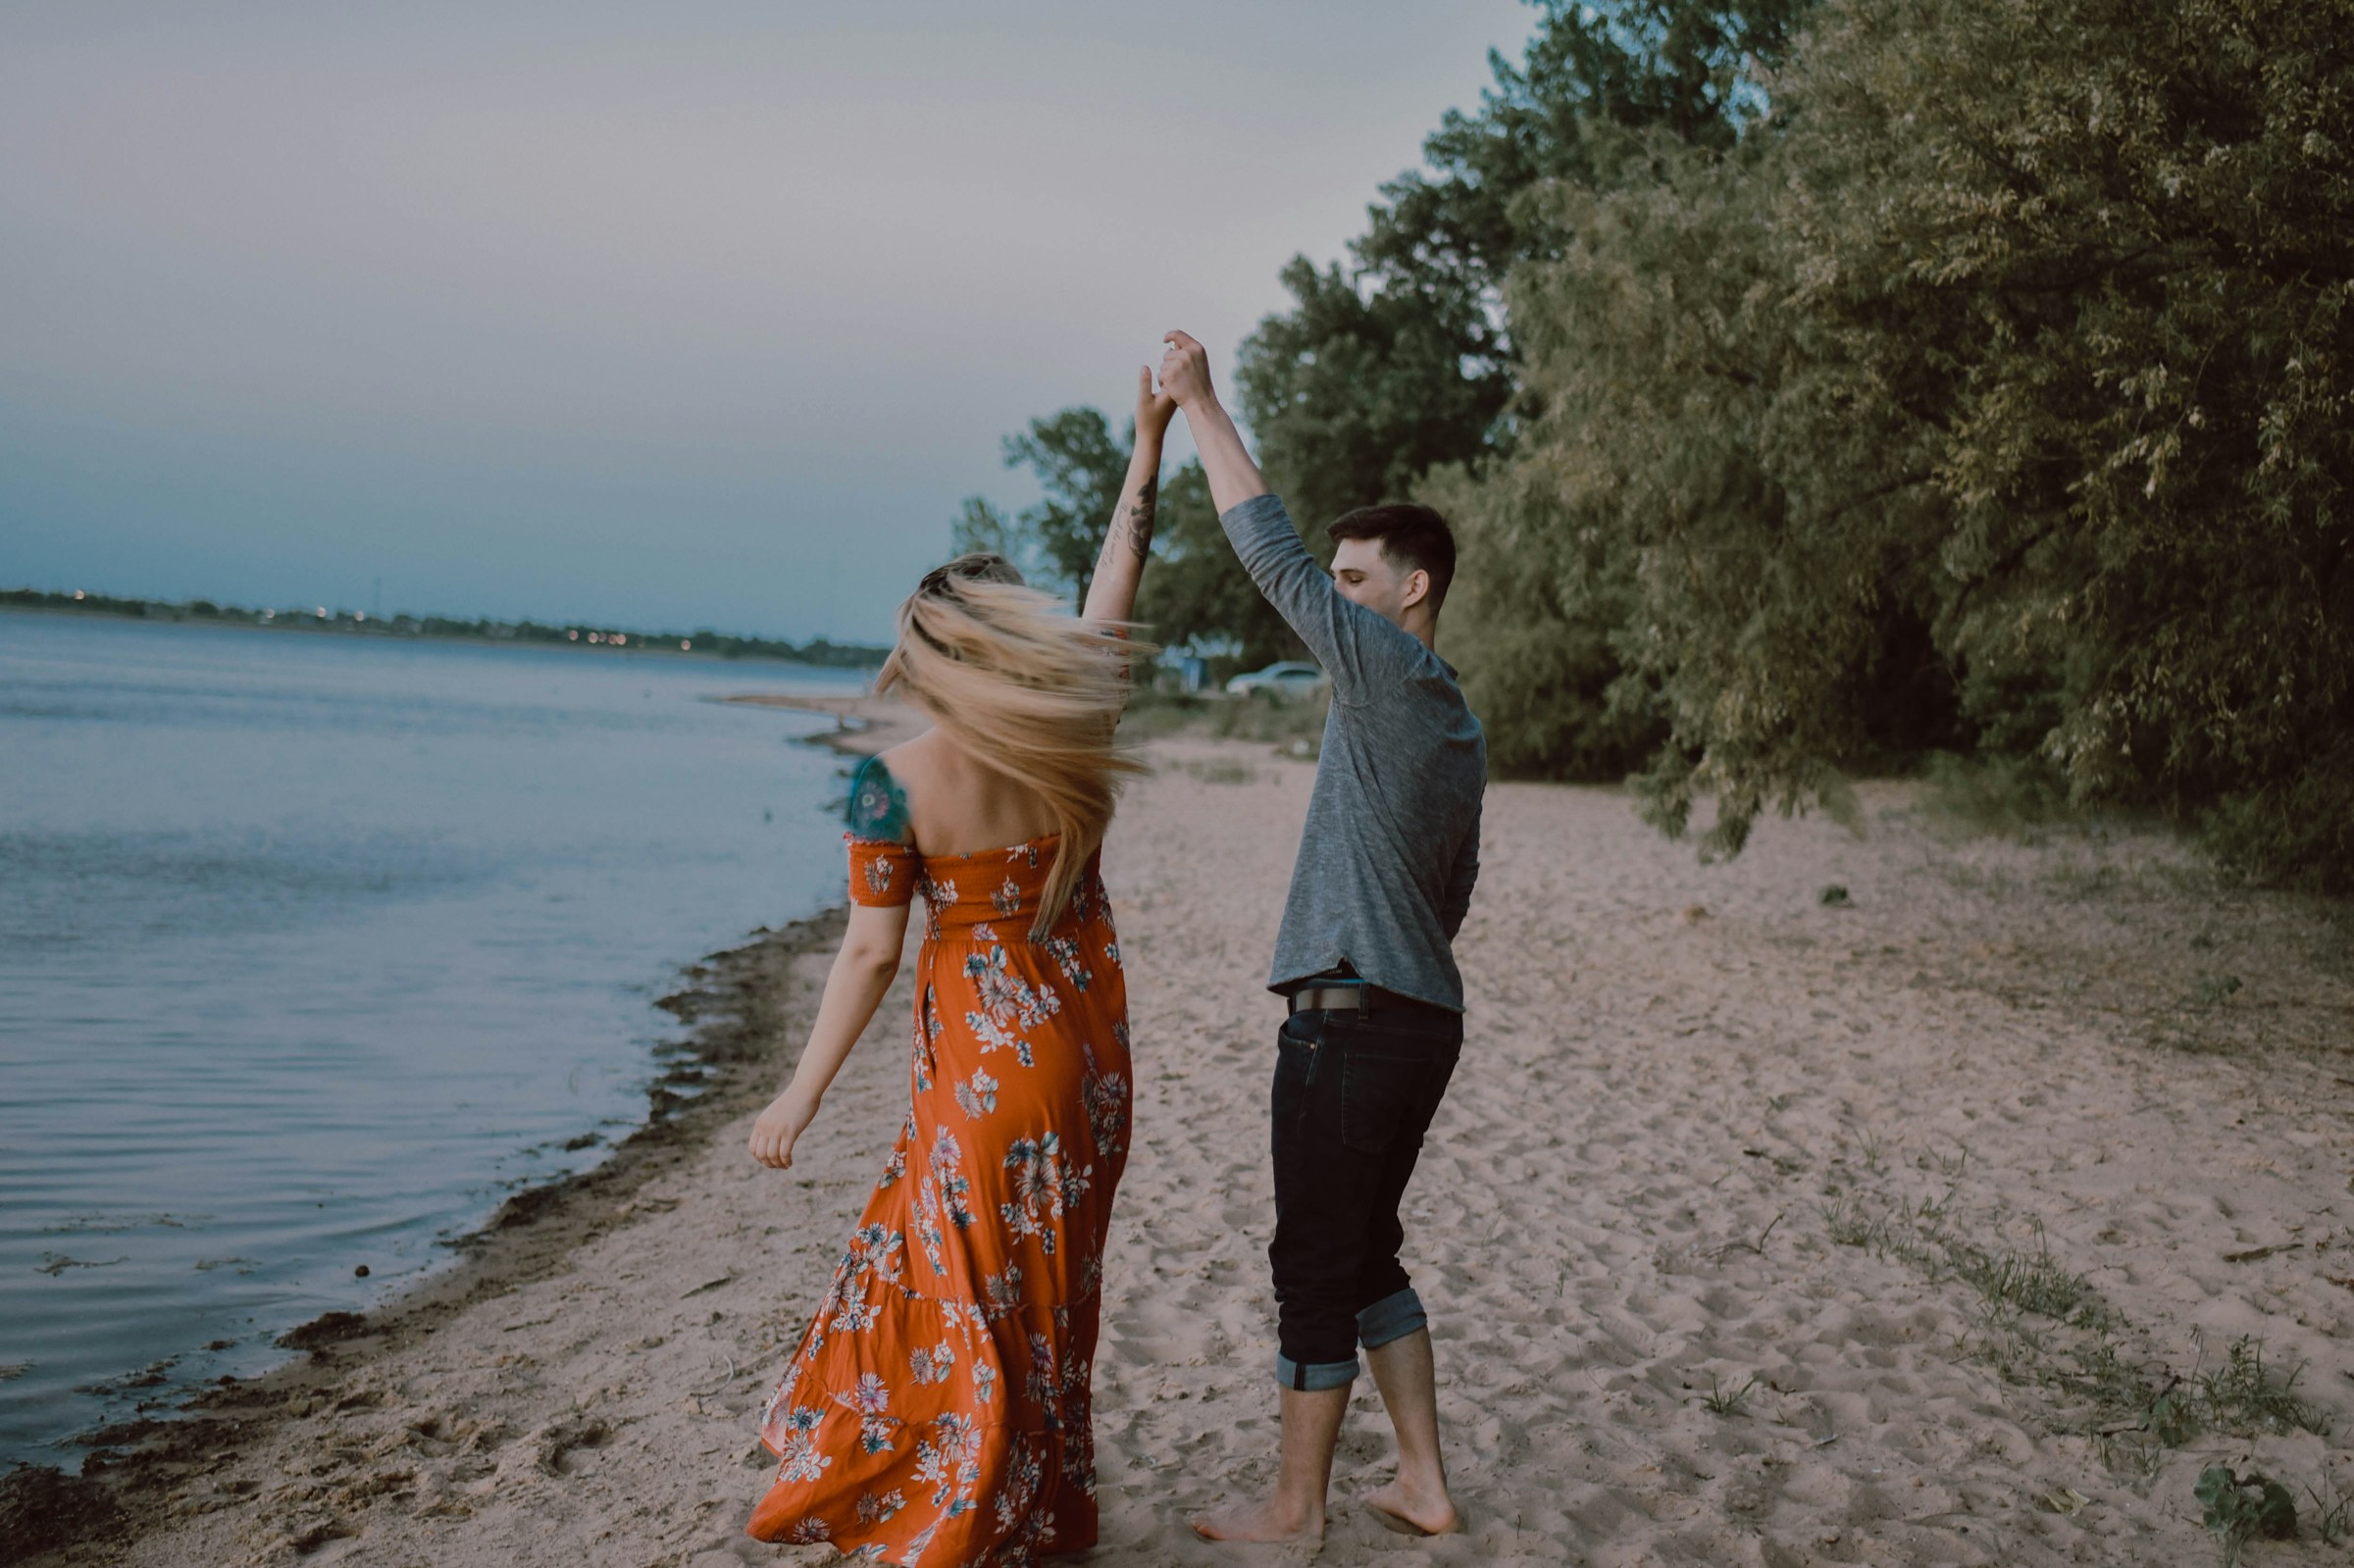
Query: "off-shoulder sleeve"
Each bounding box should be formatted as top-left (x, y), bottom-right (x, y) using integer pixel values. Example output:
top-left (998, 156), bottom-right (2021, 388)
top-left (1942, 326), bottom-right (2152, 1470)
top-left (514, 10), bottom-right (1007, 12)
top-left (846, 834), bottom-right (920, 906)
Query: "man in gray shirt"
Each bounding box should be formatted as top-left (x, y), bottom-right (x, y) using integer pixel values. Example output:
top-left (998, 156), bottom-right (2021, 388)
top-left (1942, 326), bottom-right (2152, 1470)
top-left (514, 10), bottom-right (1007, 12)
top-left (1158, 330), bottom-right (1485, 1543)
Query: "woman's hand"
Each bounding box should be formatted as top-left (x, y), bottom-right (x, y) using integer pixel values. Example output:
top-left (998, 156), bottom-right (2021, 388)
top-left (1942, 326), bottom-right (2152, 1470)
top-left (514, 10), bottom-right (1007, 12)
top-left (748, 1087), bottom-right (820, 1170)
top-left (1135, 365), bottom-right (1178, 440)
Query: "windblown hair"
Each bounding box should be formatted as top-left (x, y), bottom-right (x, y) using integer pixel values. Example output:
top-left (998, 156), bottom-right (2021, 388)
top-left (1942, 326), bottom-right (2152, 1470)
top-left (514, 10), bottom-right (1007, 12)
top-left (875, 553), bottom-right (1152, 938)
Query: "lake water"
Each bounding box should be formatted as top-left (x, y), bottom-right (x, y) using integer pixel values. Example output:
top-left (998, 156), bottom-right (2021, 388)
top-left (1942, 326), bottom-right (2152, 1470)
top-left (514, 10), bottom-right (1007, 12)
top-left (0, 613), bottom-right (865, 1467)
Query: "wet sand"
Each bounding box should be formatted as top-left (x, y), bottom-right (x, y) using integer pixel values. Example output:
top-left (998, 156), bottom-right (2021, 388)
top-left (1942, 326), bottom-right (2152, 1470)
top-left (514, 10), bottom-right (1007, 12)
top-left (15, 710), bottom-right (2354, 1567)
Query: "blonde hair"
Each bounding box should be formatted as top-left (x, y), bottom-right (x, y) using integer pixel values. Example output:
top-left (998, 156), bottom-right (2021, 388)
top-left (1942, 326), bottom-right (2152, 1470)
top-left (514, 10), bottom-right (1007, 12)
top-left (876, 554), bottom-right (1152, 938)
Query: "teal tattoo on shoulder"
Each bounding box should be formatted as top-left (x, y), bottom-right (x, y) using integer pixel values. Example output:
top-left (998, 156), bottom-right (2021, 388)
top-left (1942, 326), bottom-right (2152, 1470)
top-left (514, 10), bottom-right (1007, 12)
top-left (845, 754), bottom-right (912, 842)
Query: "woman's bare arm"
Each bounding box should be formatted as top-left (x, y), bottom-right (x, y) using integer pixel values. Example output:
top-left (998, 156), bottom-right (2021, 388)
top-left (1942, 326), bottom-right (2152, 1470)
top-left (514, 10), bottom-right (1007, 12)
top-left (746, 900), bottom-right (911, 1169)
top-left (1079, 365), bottom-right (1177, 626)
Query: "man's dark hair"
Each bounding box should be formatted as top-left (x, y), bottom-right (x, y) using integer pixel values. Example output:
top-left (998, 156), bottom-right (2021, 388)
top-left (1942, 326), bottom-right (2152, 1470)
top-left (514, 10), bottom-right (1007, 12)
top-left (1325, 503), bottom-right (1457, 611)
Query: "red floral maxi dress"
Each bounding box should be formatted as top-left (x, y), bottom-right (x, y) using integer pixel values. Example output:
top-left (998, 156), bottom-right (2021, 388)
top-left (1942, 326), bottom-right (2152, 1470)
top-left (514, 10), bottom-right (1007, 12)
top-left (747, 832), bottom-right (1133, 1563)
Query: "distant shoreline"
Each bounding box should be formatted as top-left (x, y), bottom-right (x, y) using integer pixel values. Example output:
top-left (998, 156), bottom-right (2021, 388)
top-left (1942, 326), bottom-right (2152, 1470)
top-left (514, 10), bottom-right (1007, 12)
top-left (0, 595), bottom-right (887, 671)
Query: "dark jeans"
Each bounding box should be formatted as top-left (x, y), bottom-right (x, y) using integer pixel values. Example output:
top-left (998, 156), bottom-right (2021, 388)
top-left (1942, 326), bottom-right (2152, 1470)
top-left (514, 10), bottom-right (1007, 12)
top-left (1268, 998), bottom-right (1460, 1391)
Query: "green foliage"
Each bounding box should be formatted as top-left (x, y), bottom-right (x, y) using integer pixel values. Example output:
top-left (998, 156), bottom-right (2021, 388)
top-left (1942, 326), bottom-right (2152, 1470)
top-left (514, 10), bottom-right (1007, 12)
top-left (949, 494), bottom-right (1015, 560)
top-left (1239, 0), bottom-right (1814, 525)
top-left (974, 406), bottom-right (1131, 600)
top-left (2307, 1476), bottom-right (2354, 1547)
top-left (1773, 0), bottom-right (2354, 887)
top-left (1130, 462), bottom-right (1301, 669)
top-left (1420, 459), bottom-right (1664, 779)
top-left (1824, 1183), bottom-right (2328, 1484)
top-left (968, 0), bottom-right (2354, 891)
top-left (1233, 253), bottom-right (1506, 537)
top-left (2194, 1336), bottom-right (2324, 1438)
top-left (2197, 1465), bottom-right (2297, 1563)
top-left (965, 2), bottom-right (1818, 716)
top-left (1449, 0), bottom-right (2354, 885)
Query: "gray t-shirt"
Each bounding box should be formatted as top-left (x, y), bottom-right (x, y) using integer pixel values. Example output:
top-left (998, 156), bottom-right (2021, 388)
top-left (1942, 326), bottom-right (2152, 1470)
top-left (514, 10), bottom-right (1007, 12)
top-left (1221, 493), bottom-right (1485, 1011)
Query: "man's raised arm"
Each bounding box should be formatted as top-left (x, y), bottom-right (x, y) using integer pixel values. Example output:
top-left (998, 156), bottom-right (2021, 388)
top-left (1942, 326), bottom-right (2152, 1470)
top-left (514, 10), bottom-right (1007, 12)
top-left (1158, 330), bottom-right (1403, 702)
top-left (1157, 330), bottom-right (1267, 516)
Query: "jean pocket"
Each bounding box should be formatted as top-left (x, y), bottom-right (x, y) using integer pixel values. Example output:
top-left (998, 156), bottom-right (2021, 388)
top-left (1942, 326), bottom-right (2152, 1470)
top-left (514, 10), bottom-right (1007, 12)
top-left (1339, 1050), bottom-right (1438, 1156)
top-left (1271, 1027), bottom-right (1317, 1136)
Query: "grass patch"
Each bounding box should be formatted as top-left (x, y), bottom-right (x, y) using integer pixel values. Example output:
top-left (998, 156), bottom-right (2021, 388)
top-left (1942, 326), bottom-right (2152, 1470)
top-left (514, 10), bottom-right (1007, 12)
top-left (2193, 1336), bottom-right (2324, 1438)
top-left (1918, 751), bottom-right (2075, 841)
top-left (1700, 1373), bottom-right (1760, 1417)
top-left (1171, 757), bottom-right (1257, 785)
top-left (1818, 1193), bottom-right (2108, 1329)
top-left (1817, 1189), bottom-right (2328, 1474)
top-left (2190, 972), bottom-right (2244, 1008)
top-left (2306, 1474), bottom-right (2354, 1547)
top-left (1120, 687), bottom-right (1329, 754)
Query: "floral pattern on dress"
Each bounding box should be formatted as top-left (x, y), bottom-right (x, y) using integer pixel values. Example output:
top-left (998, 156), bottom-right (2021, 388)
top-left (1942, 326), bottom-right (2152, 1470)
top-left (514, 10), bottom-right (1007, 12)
top-left (962, 943), bottom-right (1061, 1068)
top-left (754, 833), bottom-right (1132, 1563)
top-left (952, 1069), bottom-right (998, 1120)
top-left (1042, 935), bottom-right (1092, 992)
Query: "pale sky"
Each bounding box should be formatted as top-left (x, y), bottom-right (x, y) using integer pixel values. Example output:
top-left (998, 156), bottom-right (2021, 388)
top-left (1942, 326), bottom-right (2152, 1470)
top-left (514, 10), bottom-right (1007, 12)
top-left (1, 2), bottom-right (1538, 642)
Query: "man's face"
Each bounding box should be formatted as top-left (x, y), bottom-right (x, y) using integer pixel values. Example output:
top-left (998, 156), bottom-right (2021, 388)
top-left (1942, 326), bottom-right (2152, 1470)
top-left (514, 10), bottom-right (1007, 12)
top-left (1330, 537), bottom-right (1426, 627)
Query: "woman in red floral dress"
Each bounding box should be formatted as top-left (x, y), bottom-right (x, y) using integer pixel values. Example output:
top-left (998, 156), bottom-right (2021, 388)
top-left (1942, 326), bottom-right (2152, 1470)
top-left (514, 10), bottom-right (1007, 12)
top-left (743, 369), bottom-right (1172, 1563)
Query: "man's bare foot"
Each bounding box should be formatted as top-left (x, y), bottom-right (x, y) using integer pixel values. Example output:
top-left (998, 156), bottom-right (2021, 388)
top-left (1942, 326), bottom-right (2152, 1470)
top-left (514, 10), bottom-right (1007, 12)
top-left (1362, 1475), bottom-right (1458, 1537)
top-left (1188, 1495), bottom-right (1325, 1543)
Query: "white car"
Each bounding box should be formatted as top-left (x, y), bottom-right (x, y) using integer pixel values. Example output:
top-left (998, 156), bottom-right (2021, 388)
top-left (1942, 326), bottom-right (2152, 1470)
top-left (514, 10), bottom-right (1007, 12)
top-left (1223, 660), bottom-right (1327, 700)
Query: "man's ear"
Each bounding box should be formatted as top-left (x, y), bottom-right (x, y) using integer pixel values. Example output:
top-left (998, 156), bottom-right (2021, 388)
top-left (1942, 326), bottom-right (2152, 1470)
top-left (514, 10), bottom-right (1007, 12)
top-left (1401, 568), bottom-right (1431, 612)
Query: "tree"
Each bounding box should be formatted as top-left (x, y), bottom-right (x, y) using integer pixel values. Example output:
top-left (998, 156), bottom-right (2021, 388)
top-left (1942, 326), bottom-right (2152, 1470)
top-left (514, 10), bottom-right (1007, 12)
top-left (1228, 1), bottom-right (1815, 777)
top-left (1130, 460), bottom-right (1302, 670)
top-left (1236, 0), bottom-right (1816, 528)
top-left (966, 407), bottom-right (1131, 602)
top-left (956, 410), bottom-right (1304, 670)
top-left (953, 4), bottom-right (1817, 690)
top-left (1467, 0), bottom-right (2354, 883)
top-left (1770, 0), bottom-right (2354, 885)
top-left (948, 495), bottom-right (1016, 563)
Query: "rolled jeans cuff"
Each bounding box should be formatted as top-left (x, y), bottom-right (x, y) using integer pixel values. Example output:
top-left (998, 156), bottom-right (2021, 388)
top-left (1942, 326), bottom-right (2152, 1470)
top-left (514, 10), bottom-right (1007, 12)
top-left (1273, 1351), bottom-right (1359, 1392)
top-left (1356, 1287), bottom-right (1427, 1351)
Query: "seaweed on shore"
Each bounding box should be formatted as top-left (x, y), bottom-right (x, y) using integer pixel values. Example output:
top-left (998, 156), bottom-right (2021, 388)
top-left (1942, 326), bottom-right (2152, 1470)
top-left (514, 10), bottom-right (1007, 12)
top-left (0, 1464), bottom-right (122, 1565)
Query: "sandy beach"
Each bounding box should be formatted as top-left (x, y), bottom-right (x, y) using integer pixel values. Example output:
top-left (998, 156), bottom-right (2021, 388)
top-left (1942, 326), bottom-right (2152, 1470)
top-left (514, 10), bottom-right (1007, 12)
top-left (14, 700), bottom-right (2354, 1567)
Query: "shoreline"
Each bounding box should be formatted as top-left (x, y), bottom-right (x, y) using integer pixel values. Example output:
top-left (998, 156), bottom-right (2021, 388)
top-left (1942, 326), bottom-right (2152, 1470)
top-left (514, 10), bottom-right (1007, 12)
top-left (1, 910), bottom-right (849, 1561)
top-left (0, 694), bottom-right (896, 1562)
top-left (720, 689), bottom-right (919, 755)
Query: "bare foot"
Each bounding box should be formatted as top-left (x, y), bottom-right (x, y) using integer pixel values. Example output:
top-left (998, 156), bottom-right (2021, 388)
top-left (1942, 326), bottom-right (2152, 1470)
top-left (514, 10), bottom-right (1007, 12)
top-left (1362, 1475), bottom-right (1458, 1537)
top-left (1188, 1495), bottom-right (1325, 1543)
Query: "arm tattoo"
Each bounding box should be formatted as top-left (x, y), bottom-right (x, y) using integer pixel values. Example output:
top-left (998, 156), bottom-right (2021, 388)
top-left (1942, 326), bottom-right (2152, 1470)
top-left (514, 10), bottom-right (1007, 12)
top-left (844, 754), bottom-right (912, 842)
top-left (1120, 474), bottom-right (1157, 559)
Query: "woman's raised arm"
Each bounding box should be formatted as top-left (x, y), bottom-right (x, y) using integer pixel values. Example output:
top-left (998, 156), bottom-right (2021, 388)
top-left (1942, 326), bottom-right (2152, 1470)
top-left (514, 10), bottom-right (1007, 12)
top-left (1079, 366), bottom-right (1176, 627)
